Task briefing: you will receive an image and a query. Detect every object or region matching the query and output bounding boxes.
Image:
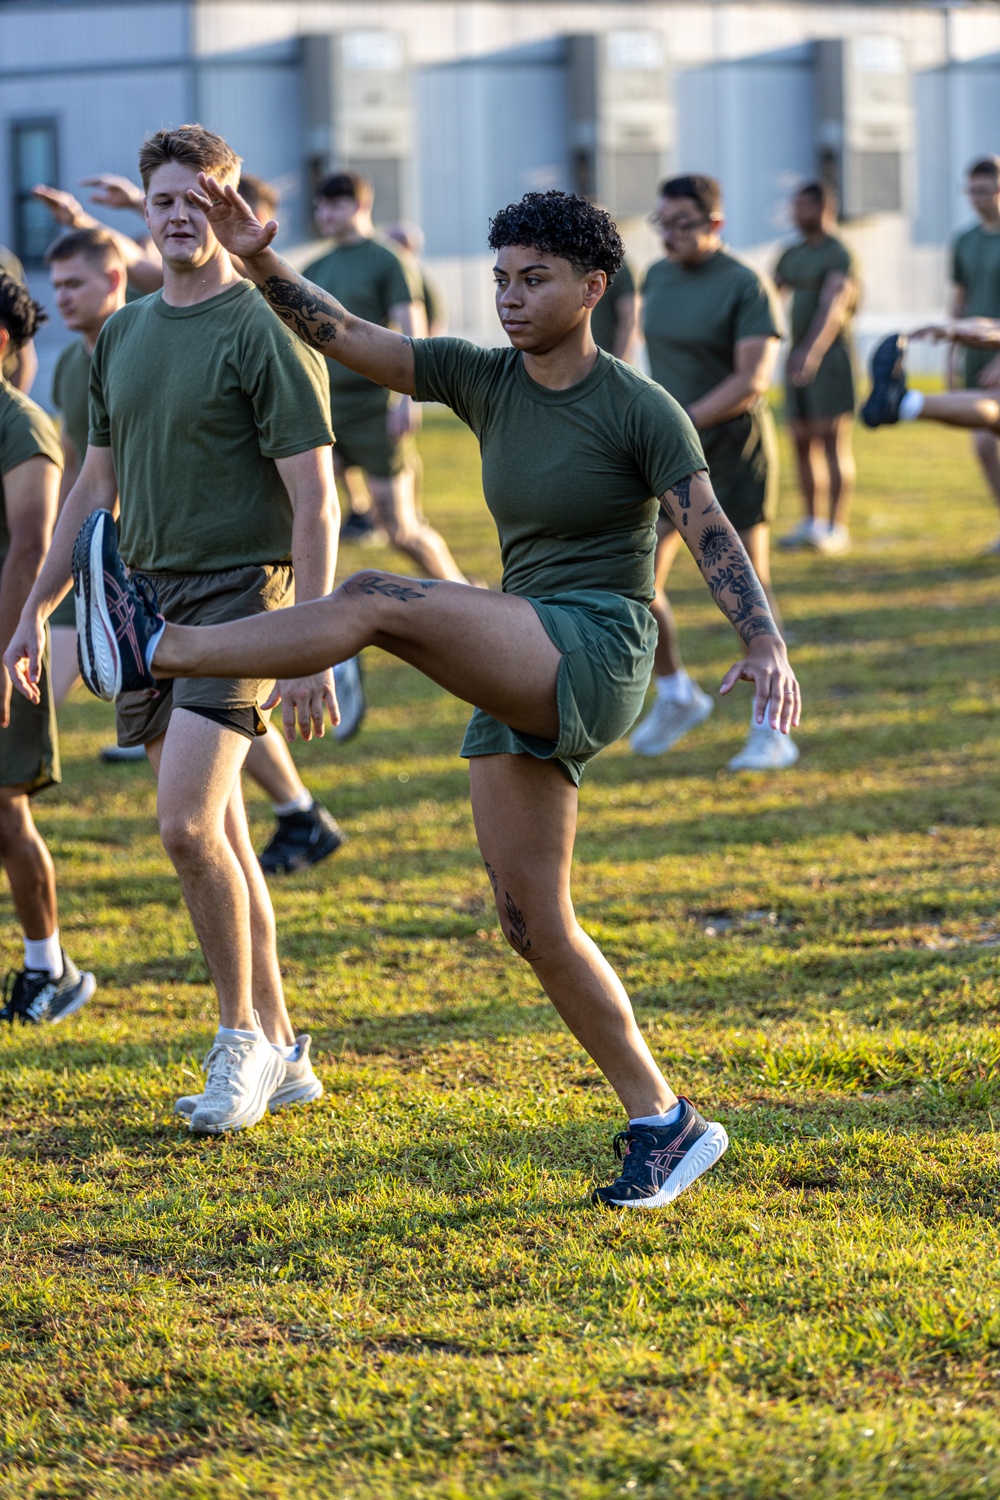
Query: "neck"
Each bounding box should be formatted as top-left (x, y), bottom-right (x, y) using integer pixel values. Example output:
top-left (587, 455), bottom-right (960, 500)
top-left (979, 213), bottom-right (1000, 234)
top-left (331, 224), bottom-right (369, 248)
top-left (81, 306), bottom-right (119, 354)
top-left (160, 248), bottom-right (242, 307)
top-left (803, 226), bottom-right (828, 245)
top-left (520, 324), bottom-right (599, 391)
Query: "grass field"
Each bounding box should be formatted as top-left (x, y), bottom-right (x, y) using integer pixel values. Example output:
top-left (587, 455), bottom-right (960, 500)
top-left (3, 409), bottom-right (1000, 1499)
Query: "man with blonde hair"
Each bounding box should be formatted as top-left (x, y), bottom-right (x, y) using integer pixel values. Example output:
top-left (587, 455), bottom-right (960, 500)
top-left (9, 125), bottom-right (338, 1131)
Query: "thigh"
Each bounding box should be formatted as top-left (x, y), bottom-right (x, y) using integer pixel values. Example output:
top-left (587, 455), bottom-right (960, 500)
top-left (154, 708), bottom-right (250, 828)
top-left (654, 524), bottom-right (684, 589)
top-left (369, 470), bottom-right (416, 528)
top-left (738, 522), bottom-right (771, 589)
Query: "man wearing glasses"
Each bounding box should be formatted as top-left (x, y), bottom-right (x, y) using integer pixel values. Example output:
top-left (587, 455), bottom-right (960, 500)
top-left (630, 173), bottom-right (796, 772)
top-left (949, 156), bottom-right (1000, 555)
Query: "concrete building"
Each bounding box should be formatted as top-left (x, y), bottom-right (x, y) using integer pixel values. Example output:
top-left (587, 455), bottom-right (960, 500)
top-left (3, 0), bottom-right (1000, 385)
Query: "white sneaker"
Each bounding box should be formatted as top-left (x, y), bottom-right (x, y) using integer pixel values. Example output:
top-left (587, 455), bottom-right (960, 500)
top-left (778, 517), bottom-right (824, 550)
top-left (185, 1029), bottom-right (285, 1134)
top-left (333, 656), bottom-right (366, 742)
top-left (174, 1033), bottom-right (323, 1118)
top-left (629, 685), bottom-right (714, 756)
top-left (813, 523), bottom-right (850, 556)
top-left (728, 722), bottom-right (800, 772)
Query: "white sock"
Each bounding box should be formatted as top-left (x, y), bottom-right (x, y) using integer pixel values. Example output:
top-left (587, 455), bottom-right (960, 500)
top-left (24, 932), bottom-right (63, 978)
top-left (216, 1024), bottom-right (261, 1044)
top-left (630, 1101), bottom-right (684, 1129)
top-left (899, 389), bottom-right (924, 421)
top-left (273, 791), bottom-right (313, 817)
top-left (272, 1039), bottom-right (300, 1061)
top-left (655, 668), bottom-right (693, 705)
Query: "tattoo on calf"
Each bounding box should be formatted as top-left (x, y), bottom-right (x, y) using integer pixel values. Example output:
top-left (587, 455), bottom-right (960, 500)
top-left (504, 891), bottom-right (531, 957)
top-left (484, 861), bottom-right (499, 894)
top-left (259, 277), bottom-right (346, 347)
top-left (345, 573), bottom-right (439, 602)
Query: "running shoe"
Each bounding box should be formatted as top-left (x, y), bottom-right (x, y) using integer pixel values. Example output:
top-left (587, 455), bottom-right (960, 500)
top-left (812, 522), bottom-right (851, 556)
top-left (728, 722), bottom-right (800, 771)
top-left (1, 951), bottom-right (96, 1025)
top-left (332, 654), bottom-right (366, 742)
top-left (100, 743), bottom-right (147, 763)
top-left (340, 511), bottom-right (387, 547)
top-left (186, 1027), bottom-right (285, 1134)
top-left (860, 334), bottom-right (908, 428)
top-left (592, 1099), bottom-right (729, 1209)
top-left (259, 801), bottom-right (346, 874)
top-left (174, 1033), bottom-right (323, 1118)
top-left (629, 684), bottom-right (713, 756)
top-left (778, 517), bottom-right (825, 551)
top-left (72, 509), bottom-right (162, 701)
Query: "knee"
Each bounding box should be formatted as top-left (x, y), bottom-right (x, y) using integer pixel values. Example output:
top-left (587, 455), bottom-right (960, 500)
top-left (158, 810), bottom-right (215, 866)
top-left (0, 801), bottom-right (29, 858)
top-left (493, 891), bottom-right (572, 966)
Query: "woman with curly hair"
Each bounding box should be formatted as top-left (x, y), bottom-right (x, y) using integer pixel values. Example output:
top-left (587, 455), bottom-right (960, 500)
top-left (51, 185), bottom-right (801, 1208)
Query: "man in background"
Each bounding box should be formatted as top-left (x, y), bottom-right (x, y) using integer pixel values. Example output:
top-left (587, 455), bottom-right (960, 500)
top-left (950, 155), bottom-right (1000, 555)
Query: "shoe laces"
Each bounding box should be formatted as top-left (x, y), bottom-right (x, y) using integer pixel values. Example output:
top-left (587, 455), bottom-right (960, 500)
top-left (1, 967), bottom-right (48, 1019)
top-left (200, 1038), bottom-right (255, 1100)
top-left (611, 1126), bottom-right (656, 1184)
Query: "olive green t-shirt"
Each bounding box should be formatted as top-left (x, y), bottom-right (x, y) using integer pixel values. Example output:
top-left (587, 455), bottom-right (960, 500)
top-left (642, 249), bottom-right (783, 411)
top-left (774, 235), bottom-right (857, 349)
top-left (89, 281), bottom-right (334, 573)
top-left (412, 339), bottom-right (705, 604)
top-left (304, 236), bottom-right (420, 417)
top-left (52, 338), bottom-right (91, 460)
top-left (591, 261), bottom-right (638, 355)
top-left (0, 378), bottom-right (63, 568)
top-left (952, 224), bottom-right (1000, 387)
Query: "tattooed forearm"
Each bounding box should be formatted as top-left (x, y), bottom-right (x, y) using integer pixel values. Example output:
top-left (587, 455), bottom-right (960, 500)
top-left (343, 573), bottom-right (440, 602)
top-left (504, 891), bottom-right (531, 957)
top-left (258, 275), bottom-right (347, 351)
top-left (707, 560), bottom-right (779, 645)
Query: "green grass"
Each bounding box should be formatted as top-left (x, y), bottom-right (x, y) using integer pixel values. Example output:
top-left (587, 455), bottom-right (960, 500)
top-left (3, 411), bottom-right (1000, 1498)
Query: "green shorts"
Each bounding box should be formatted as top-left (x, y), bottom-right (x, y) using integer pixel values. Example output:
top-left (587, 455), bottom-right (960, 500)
top-left (701, 407), bottom-right (778, 532)
top-left (332, 395), bottom-right (415, 479)
top-left (461, 590), bottom-right (657, 785)
top-left (115, 564), bottom-right (293, 747)
top-left (0, 627), bottom-right (60, 795)
top-left (784, 341), bottom-right (856, 422)
top-left (49, 593), bottom-right (78, 629)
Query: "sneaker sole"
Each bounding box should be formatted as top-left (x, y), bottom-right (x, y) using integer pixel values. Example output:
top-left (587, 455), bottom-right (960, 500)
top-left (49, 972), bottom-right (97, 1024)
top-left (727, 741), bottom-right (801, 772)
top-left (630, 694), bottom-right (714, 756)
top-left (861, 336), bottom-right (906, 428)
top-left (187, 1050), bottom-right (285, 1134)
top-left (607, 1122), bottom-right (730, 1210)
top-left (268, 1079), bottom-right (324, 1112)
top-left (73, 513), bottom-right (120, 701)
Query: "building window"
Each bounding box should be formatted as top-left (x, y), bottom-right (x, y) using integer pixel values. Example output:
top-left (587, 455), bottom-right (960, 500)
top-left (10, 121), bottom-right (58, 266)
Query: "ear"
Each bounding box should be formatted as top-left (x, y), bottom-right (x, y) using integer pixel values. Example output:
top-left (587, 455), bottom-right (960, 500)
top-left (708, 211), bottom-right (725, 235)
top-left (0, 325), bottom-right (9, 359)
top-left (582, 269), bottom-right (607, 309)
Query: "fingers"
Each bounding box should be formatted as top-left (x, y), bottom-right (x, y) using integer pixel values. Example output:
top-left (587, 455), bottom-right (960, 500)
top-left (261, 685), bottom-right (280, 712)
top-left (281, 696), bottom-right (298, 743)
top-left (324, 683), bottom-right (341, 730)
top-left (719, 658), bottom-right (803, 733)
top-left (718, 662), bottom-right (743, 696)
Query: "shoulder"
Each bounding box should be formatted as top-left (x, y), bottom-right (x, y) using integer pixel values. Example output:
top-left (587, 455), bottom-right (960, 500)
top-left (0, 382), bottom-right (61, 468)
top-left (642, 257), bottom-right (670, 290)
top-left (719, 250), bottom-right (770, 291)
top-left (773, 241), bottom-right (798, 277)
top-left (825, 236), bottom-right (855, 271)
top-left (953, 225), bottom-right (981, 256)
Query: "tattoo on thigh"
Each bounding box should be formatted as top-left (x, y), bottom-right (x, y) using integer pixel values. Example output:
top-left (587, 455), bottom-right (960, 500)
top-left (345, 573), bottom-right (440, 602)
top-left (504, 891), bottom-right (531, 957)
top-left (484, 861), bottom-right (499, 894)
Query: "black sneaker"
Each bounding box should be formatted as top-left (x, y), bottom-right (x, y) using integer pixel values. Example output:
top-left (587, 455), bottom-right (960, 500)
top-left (332, 655), bottom-right (366, 742)
top-left (861, 334), bottom-right (908, 428)
top-left (591, 1098), bottom-right (729, 1210)
top-left (1, 951), bottom-right (96, 1025)
top-left (340, 511), bottom-right (387, 547)
top-left (72, 509), bottom-right (163, 700)
top-left (259, 801), bottom-right (346, 874)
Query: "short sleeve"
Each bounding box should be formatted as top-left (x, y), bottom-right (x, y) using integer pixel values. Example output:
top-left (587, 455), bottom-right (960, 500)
top-left (412, 337), bottom-right (501, 433)
top-left (51, 346), bottom-right (67, 416)
top-left (248, 338), bottom-right (334, 459)
top-left (625, 383), bottom-right (707, 500)
top-left (733, 269), bottom-right (784, 343)
top-left (88, 336), bottom-right (112, 447)
top-left (951, 235), bottom-right (968, 288)
top-left (383, 248), bottom-right (421, 312)
top-left (773, 247), bottom-right (791, 286)
top-left (0, 399), bottom-right (63, 476)
top-left (829, 241), bottom-right (854, 278)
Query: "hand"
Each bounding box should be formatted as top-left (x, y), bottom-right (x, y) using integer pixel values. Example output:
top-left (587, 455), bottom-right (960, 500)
top-left (719, 635), bottom-right (801, 735)
top-left (32, 184), bottom-right (91, 229)
top-left (186, 174), bottom-right (278, 261)
top-left (787, 346), bottom-right (820, 387)
top-left (262, 669), bottom-right (339, 742)
top-left (386, 395), bottom-right (422, 441)
top-left (2, 611), bottom-right (46, 711)
top-left (81, 173), bottom-right (145, 213)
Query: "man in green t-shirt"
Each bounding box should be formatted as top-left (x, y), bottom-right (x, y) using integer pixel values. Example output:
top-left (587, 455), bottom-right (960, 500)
top-left (305, 172), bottom-right (467, 581)
top-left (950, 156), bottom-right (1000, 553)
top-left (11, 125), bottom-right (338, 1133)
top-left (774, 183), bottom-right (859, 556)
top-left (633, 173), bottom-right (797, 772)
top-left (590, 258), bottom-right (640, 359)
top-left (0, 273), bottom-right (95, 1025)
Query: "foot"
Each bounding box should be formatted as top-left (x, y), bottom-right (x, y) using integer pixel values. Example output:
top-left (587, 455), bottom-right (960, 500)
top-left (592, 1099), bottom-right (729, 1210)
top-left (340, 511), bottom-right (387, 547)
top-left (100, 743), bottom-right (147, 763)
top-left (259, 801), bottom-right (345, 874)
top-left (727, 722), bottom-right (800, 772)
top-left (860, 334), bottom-right (908, 428)
top-left (186, 1031), bottom-right (285, 1134)
top-left (812, 522), bottom-right (851, 556)
top-left (1, 951), bottom-right (96, 1025)
top-left (332, 655), bottom-right (367, 742)
top-left (174, 1033), bottom-right (323, 1118)
top-left (72, 509), bottom-right (162, 700)
top-left (778, 517), bottom-right (825, 551)
top-left (629, 684), bottom-right (713, 756)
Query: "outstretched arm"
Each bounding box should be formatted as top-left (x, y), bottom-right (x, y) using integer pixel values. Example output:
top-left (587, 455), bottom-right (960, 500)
top-left (188, 175), bottom-right (417, 397)
top-left (659, 470), bottom-right (800, 733)
top-left (911, 317), bottom-right (1000, 351)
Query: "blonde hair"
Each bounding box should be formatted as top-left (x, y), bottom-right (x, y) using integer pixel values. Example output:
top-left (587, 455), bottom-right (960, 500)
top-left (138, 124), bottom-right (242, 191)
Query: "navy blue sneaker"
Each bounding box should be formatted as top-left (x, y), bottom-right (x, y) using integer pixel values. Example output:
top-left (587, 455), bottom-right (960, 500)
top-left (1, 951), bottom-right (96, 1025)
top-left (259, 801), bottom-right (346, 874)
top-left (861, 334), bottom-right (908, 428)
top-left (72, 510), bottom-right (163, 700)
top-left (592, 1098), bottom-right (729, 1210)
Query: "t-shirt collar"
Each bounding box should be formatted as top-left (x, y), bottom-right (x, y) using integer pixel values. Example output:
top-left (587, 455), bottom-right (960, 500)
top-left (514, 347), bottom-right (614, 406)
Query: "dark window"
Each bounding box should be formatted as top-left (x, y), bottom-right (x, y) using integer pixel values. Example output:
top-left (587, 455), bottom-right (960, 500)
top-left (10, 121), bottom-right (58, 266)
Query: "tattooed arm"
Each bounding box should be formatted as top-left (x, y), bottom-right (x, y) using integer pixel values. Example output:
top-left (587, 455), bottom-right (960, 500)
top-left (187, 174), bottom-right (418, 396)
top-left (660, 470), bottom-right (801, 733)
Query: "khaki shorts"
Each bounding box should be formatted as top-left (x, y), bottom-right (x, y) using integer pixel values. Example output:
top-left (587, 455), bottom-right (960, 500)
top-left (115, 564), bottom-right (293, 748)
top-left (0, 627), bottom-right (60, 795)
top-left (332, 394), bottom-right (415, 479)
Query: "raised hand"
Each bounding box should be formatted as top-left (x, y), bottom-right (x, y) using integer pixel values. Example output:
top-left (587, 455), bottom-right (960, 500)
top-left (82, 173), bottom-right (145, 213)
top-left (187, 173), bottom-right (278, 261)
top-left (32, 184), bottom-right (90, 229)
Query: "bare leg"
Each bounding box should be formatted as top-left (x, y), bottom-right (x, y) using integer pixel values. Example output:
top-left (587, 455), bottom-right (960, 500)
top-left (824, 414), bottom-right (856, 529)
top-left (789, 419), bottom-right (821, 523)
top-left (223, 774), bottom-right (295, 1046)
top-left (739, 524), bottom-right (782, 633)
top-left (971, 430), bottom-right (1000, 513)
top-left (0, 788), bottom-right (57, 939)
top-left (649, 524), bottom-right (685, 677)
top-left (334, 457), bottom-right (375, 521)
top-left (470, 754), bottom-right (675, 1118)
top-left (369, 470), bottom-right (468, 583)
top-left (917, 391), bottom-right (1000, 432)
top-left (49, 627), bottom-right (80, 711)
top-left (244, 726), bottom-right (308, 806)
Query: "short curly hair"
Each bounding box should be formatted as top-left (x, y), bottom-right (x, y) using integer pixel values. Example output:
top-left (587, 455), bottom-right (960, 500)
top-left (488, 191), bottom-right (624, 281)
top-left (0, 272), bottom-right (46, 353)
